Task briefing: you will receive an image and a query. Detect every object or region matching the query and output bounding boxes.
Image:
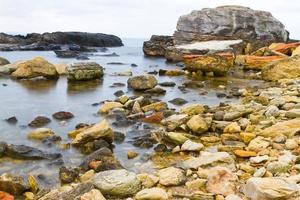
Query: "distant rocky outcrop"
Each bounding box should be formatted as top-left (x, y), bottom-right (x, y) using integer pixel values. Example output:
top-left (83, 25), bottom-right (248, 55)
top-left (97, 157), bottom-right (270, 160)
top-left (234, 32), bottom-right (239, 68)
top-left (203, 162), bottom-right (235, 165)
top-left (143, 6), bottom-right (290, 61)
top-left (0, 32), bottom-right (123, 51)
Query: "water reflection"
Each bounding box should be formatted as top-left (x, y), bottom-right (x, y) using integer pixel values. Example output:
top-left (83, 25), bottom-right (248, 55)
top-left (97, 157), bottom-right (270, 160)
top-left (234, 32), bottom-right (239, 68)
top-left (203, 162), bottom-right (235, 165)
top-left (14, 79), bottom-right (58, 92)
top-left (67, 79), bottom-right (103, 93)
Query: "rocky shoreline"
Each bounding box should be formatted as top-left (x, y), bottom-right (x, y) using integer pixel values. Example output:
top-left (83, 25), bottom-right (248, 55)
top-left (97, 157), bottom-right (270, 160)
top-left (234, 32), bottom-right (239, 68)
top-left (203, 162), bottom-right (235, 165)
top-left (1, 5), bottom-right (300, 200)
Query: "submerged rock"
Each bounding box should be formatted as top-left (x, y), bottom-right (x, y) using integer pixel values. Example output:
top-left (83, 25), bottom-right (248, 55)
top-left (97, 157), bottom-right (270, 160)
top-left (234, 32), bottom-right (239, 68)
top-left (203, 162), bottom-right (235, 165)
top-left (52, 111), bottom-right (74, 120)
top-left (127, 75), bottom-right (157, 90)
top-left (92, 169), bottom-right (141, 197)
top-left (11, 57), bottom-right (58, 79)
top-left (28, 116), bottom-right (51, 127)
top-left (66, 62), bottom-right (103, 81)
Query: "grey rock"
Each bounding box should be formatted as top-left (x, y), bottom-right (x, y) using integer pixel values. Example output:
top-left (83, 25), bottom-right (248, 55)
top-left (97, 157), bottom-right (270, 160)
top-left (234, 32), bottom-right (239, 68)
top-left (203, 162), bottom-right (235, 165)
top-left (66, 62), bottom-right (103, 81)
top-left (127, 75), bottom-right (157, 90)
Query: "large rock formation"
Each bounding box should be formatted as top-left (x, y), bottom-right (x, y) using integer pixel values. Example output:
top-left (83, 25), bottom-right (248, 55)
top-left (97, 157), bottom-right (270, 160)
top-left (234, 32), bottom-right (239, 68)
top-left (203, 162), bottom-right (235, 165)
top-left (174, 6), bottom-right (288, 45)
top-left (0, 32), bottom-right (123, 51)
top-left (143, 35), bottom-right (174, 57)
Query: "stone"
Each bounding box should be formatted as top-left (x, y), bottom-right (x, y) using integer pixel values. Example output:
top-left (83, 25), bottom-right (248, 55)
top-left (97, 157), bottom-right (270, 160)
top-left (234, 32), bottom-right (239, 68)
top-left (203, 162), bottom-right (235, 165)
top-left (225, 194), bottom-right (241, 200)
top-left (180, 104), bottom-right (205, 115)
top-left (259, 118), bottom-right (300, 138)
top-left (244, 177), bottom-right (299, 200)
top-left (11, 57), bottom-right (58, 79)
top-left (238, 55), bottom-right (286, 70)
top-left (127, 75), bottom-right (157, 90)
top-left (135, 188), bottom-right (168, 200)
top-left (66, 62), bottom-right (103, 81)
top-left (80, 170), bottom-right (95, 182)
top-left (270, 42), bottom-right (300, 55)
top-left (168, 98), bottom-right (188, 105)
top-left (185, 178), bottom-right (207, 190)
top-left (0, 191), bottom-right (14, 200)
top-left (0, 173), bottom-right (30, 195)
top-left (285, 109), bottom-right (300, 118)
top-left (54, 63), bottom-right (67, 75)
top-left (52, 111), bottom-right (74, 120)
top-left (4, 116), bottom-right (18, 124)
top-left (250, 155), bottom-right (269, 164)
top-left (142, 112), bottom-right (164, 123)
top-left (174, 6), bottom-right (288, 48)
top-left (27, 128), bottom-right (55, 140)
top-left (285, 139), bottom-right (298, 150)
top-left (0, 57), bottom-right (10, 65)
top-left (127, 151), bottom-right (138, 159)
top-left (80, 189), bottom-right (106, 200)
top-left (98, 102), bottom-right (123, 114)
top-left (264, 105), bottom-right (280, 117)
top-left (161, 114), bottom-right (189, 131)
top-left (59, 166), bottom-right (79, 183)
top-left (262, 55), bottom-right (300, 81)
top-left (240, 132), bottom-right (256, 144)
top-left (164, 132), bottom-right (189, 145)
top-left (181, 151), bottom-right (235, 170)
top-left (92, 169), bottom-right (141, 197)
top-left (266, 161), bottom-right (290, 174)
top-left (186, 115), bottom-right (209, 135)
top-left (183, 53), bottom-right (234, 76)
top-left (72, 120), bottom-right (113, 145)
top-left (247, 136), bottom-right (270, 152)
top-left (206, 167), bottom-right (237, 196)
top-left (253, 167), bottom-right (267, 177)
top-left (28, 116), bottom-right (51, 127)
top-left (181, 140), bottom-right (204, 151)
top-left (223, 122), bottom-right (241, 133)
top-left (233, 150), bottom-right (256, 158)
top-left (158, 167), bottom-right (186, 186)
top-left (144, 87), bottom-right (166, 95)
top-left (143, 35), bottom-right (174, 57)
top-left (142, 102), bottom-right (167, 112)
top-left (137, 174), bottom-right (159, 188)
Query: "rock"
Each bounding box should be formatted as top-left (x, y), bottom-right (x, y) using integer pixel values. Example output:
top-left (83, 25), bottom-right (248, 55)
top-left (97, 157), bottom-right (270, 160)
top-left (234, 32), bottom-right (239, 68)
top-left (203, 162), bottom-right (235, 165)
top-left (158, 167), bottom-right (186, 186)
top-left (181, 151), bottom-right (235, 170)
top-left (144, 87), bottom-right (166, 95)
top-left (142, 102), bottom-right (168, 112)
top-left (181, 140), bottom-right (204, 151)
top-left (27, 128), bottom-right (55, 140)
top-left (285, 109), bottom-right (300, 118)
top-left (127, 75), bottom-right (157, 90)
top-left (0, 32), bottom-right (123, 47)
top-left (137, 174), bottom-right (159, 188)
top-left (223, 122), bottom-right (241, 133)
top-left (52, 111), bottom-right (74, 120)
top-left (28, 116), bottom-right (51, 127)
top-left (186, 115), bottom-right (209, 135)
top-left (54, 63), bottom-right (67, 75)
top-left (259, 118), bottom-right (300, 138)
top-left (262, 55), bottom-right (300, 81)
top-left (79, 147), bottom-right (122, 172)
top-left (180, 104), bottom-right (205, 115)
top-left (206, 167), bottom-right (237, 196)
top-left (142, 112), bottom-right (164, 123)
top-left (92, 169), bottom-right (141, 197)
top-left (237, 55), bottom-right (286, 70)
top-left (143, 35), bottom-right (174, 57)
top-left (72, 120), bottom-right (113, 146)
top-left (266, 161), bottom-right (290, 174)
top-left (127, 151), bottom-right (138, 159)
top-left (183, 53), bottom-right (234, 76)
top-left (135, 188), bottom-right (168, 200)
top-left (5, 116), bottom-right (18, 124)
top-left (244, 177), bottom-right (299, 200)
top-left (285, 139), bottom-right (298, 150)
top-left (0, 142), bottom-right (7, 157)
top-left (54, 50), bottom-right (80, 58)
top-left (98, 102), bottom-right (123, 114)
top-left (5, 144), bottom-right (61, 160)
top-left (270, 42), bottom-right (300, 55)
top-left (159, 81), bottom-right (176, 87)
top-left (0, 62), bottom-right (20, 74)
top-left (250, 155), bottom-right (269, 164)
top-left (59, 166), bottom-right (79, 183)
top-left (174, 6), bottom-right (288, 48)
top-left (163, 132), bottom-right (189, 145)
top-left (240, 132), bottom-right (256, 144)
top-left (265, 105), bottom-right (280, 117)
top-left (233, 150), bottom-right (256, 158)
top-left (0, 173), bottom-right (30, 195)
top-left (161, 114), bottom-right (189, 131)
top-left (292, 45), bottom-right (300, 56)
top-left (80, 189), bottom-right (106, 200)
top-left (253, 167), bottom-right (267, 177)
top-left (66, 62), bottom-right (103, 81)
top-left (0, 57), bottom-right (9, 65)
top-left (0, 191), bottom-right (14, 200)
top-left (168, 98), bottom-right (188, 105)
top-left (247, 136), bottom-right (270, 152)
top-left (11, 57), bottom-right (58, 79)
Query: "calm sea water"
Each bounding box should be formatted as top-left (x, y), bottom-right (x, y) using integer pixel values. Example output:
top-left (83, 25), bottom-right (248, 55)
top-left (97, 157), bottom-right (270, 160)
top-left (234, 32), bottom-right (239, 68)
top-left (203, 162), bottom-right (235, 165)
top-left (0, 38), bottom-right (265, 187)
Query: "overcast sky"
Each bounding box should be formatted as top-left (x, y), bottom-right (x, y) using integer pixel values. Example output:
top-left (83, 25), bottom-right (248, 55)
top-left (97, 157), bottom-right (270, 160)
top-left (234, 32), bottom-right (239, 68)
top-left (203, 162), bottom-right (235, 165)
top-left (0, 0), bottom-right (299, 39)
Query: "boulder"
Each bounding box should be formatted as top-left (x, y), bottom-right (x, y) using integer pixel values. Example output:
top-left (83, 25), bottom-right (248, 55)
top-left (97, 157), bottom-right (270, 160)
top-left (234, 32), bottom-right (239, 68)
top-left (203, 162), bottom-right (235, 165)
top-left (0, 57), bottom-right (9, 65)
top-left (158, 167), bottom-right (186, 186)
top-left (243, 177), bottom-right (299, 200)
top-left (27, 128), bottom-right (55, 140)
top-left (98, 102), bottom-right (123, 114)
top-left (92, 169), bottom-right (141, 197)
top-left (28, 116), bottom-right (51, 127)
top-left (186, 115), bottom-right (209, 135)
top-left (259, 118), bottom-right (300, 138)
top-left (66, 62), bottom-right (103, 81)
top-left (143, 35), bottom-right (174, 57)
top-left (262, 55), bottom-right (300, 81)
top-left (127, 75), bottom-right (157, 90)
top-left (183, 53), bottom-right (234, 76)
top-left (174, 6), bottom-right (288, 47)
top-left (135, 188), bottom-right (168, 200)
top-left (0, 173), bottom-right (30, 195)
top-left (72, 120), bottom-right (114, 146)
top-left (11, 57), bottom-right (58, 79)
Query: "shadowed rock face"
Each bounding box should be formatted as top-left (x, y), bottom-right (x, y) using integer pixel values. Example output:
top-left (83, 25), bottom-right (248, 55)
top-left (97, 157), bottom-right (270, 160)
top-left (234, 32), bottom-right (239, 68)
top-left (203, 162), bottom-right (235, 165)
top-left (0, 31), bottom-right (123, 47)
top-left (174, 6), bottom-right (289, 45)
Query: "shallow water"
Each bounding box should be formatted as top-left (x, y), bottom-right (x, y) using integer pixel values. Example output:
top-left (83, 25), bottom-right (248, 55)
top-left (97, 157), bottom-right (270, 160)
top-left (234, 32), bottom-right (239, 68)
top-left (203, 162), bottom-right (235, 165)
top-left (0, 38), bottom-right (267, 187)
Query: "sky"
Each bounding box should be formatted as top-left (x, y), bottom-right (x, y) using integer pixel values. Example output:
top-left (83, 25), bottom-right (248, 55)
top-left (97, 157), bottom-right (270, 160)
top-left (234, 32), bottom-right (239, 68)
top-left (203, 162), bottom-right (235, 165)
top-left (0, 0), bottom-right (299, 39)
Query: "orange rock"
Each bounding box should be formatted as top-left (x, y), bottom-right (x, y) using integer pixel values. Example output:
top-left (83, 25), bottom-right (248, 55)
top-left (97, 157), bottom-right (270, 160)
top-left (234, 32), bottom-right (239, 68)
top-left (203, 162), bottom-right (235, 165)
top-left (88, 161), bottom-right (102, 170)
top-left (242, 55), bottom-right (286, 70)
top-left (0, 192), bottom-right (14, 200)
top-left (269, 42), bottom-right (300, 55)
top-left (142, 112), bottom-right (164, 123)
top-left (234, 149), bottom-right (257, 157)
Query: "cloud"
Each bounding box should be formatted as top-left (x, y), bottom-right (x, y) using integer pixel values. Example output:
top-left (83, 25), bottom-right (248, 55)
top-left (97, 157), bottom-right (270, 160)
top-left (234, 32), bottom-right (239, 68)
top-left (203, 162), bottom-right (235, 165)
top-left (0, 0), bottom-right (299, 39)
